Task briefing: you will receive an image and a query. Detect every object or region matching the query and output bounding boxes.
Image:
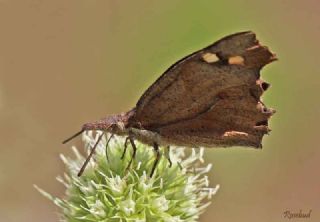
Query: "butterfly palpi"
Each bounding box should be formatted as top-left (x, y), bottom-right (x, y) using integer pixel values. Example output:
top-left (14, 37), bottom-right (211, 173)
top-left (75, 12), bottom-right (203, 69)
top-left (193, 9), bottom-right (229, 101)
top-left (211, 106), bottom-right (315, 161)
top-left (63, 31), bottom-right (277, 177)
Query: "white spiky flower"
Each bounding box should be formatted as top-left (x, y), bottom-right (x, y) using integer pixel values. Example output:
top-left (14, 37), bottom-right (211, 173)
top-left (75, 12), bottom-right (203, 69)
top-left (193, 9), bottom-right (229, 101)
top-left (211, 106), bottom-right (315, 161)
top-left (35, 131), bottom-right (219, 222)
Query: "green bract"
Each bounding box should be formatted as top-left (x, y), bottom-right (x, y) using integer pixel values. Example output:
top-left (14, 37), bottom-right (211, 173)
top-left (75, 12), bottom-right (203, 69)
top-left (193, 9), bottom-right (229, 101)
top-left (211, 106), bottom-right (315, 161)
top-left (35, 131), bottom-right (219, 222)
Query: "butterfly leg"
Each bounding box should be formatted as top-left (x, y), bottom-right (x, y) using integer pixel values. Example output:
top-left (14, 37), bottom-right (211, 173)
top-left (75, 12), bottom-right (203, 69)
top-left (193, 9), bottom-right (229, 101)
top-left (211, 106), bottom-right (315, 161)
top-left (121, 137), bottom-right (130, 160)
top-left (177, 162), bottom-right (183, 171)
top-left (77, 132), bottom-right (104, 177)
top-left (105, 133), bottom-right (114, 161)
top-left (150, 143), bottom-right (161, 177)
top-left (125, 137), bottom-right (137, 171)
top-left (166, 146), bottom-right (172, 167)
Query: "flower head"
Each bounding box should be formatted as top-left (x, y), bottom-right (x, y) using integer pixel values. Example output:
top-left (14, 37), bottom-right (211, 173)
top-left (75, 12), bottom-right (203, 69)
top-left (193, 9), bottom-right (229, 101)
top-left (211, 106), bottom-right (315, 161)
top-left (35, 131), bottom-right (219, 221)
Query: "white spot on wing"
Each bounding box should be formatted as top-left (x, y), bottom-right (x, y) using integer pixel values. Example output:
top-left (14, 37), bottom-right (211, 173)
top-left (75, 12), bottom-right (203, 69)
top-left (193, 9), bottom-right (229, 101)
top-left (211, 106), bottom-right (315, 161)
top-left (202, 53), bottom-right (219, 63)
top-left (228, 55), bottom-right (245, 65)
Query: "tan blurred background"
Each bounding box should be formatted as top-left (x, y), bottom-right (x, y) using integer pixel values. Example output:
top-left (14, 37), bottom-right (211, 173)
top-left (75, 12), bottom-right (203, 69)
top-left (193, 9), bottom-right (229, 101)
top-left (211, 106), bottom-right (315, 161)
top-left (0, 0), bottom-right (319, 221)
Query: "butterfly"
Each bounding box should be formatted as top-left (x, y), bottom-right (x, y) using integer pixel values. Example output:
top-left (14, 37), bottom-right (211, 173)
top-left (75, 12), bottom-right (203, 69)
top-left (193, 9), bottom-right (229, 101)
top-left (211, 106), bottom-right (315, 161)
top-left (63, 31), bottom-right (277, 177)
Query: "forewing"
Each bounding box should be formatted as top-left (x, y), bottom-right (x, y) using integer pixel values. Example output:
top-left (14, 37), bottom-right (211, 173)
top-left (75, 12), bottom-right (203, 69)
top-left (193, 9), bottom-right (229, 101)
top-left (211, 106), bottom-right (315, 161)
top-left (133, 31), bottom-right (276, 147)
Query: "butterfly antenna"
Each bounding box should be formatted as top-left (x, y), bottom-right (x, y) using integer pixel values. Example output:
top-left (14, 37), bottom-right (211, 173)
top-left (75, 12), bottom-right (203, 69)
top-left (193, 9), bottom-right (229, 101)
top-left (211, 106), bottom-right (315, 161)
top-left (62, 129), bottom-right (84, 144)
top-left (77, 132), bottom-right (104, 177)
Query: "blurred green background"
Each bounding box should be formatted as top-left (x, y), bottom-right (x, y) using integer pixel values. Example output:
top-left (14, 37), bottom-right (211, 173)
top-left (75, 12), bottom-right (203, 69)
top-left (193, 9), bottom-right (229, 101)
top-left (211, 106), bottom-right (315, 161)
top-left (0, 0), bottom-right (319, 221)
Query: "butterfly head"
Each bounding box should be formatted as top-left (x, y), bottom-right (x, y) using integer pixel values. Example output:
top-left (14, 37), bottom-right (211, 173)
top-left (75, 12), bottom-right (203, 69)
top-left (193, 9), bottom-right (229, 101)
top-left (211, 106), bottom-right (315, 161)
top-left (82, 115), bottom-right (124, 133)
top-left (83, 109), bottom-right (136, 133)
top-left (62, 109), bottom-right (136, 144)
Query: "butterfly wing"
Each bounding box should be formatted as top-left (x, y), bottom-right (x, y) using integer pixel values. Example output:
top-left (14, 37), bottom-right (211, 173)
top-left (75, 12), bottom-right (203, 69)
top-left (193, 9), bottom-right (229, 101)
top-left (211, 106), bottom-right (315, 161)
top-left (156, 84), bottom-right (275, 148)
top-left (133, 31), bottom-right (276, 148)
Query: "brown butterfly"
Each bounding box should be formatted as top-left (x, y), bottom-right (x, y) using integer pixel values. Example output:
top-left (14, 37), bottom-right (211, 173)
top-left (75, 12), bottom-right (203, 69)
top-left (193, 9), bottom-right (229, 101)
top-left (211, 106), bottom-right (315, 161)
top-left (63, 31), bottom-right (277, 177)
